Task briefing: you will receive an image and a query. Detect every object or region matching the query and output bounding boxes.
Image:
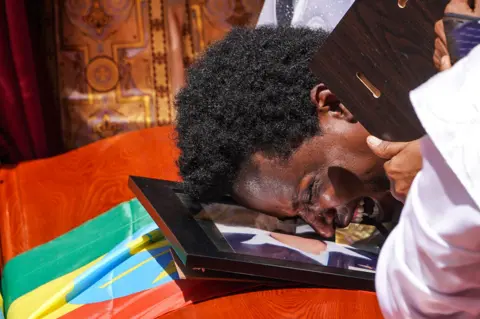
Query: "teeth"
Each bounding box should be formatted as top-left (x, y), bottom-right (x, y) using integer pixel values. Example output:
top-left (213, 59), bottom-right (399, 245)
top-left (353, 199), bottom-right (366, 223)
top-left (356, 199), bottom-right (365, 211)
top-left (372, 205), bottom-right (379, 217)
top-left (352, 214), bottom-right (363, 223)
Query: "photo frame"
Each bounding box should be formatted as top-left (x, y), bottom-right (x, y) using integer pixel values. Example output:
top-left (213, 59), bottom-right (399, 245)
top-left (129, 176), bottom-right (388, 291)
top-left (311, 0), bottom-right (449, 142)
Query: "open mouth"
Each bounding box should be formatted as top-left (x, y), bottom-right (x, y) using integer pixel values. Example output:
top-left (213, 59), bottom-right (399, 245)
top-left (308, 197), bottom-right (385, 238)
top-left (333, 197), bottom-right (382, 229)
top-left (351, 197), bottom-right (382, 224)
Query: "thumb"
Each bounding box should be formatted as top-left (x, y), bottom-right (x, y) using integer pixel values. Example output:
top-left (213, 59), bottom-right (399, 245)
top-left (440, 55), bottom-right (452, 71)
top-left (366, 136), bottom-right (409, 159)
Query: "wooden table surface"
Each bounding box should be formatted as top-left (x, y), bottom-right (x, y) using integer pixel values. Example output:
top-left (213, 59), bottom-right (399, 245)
top-left (0, 126), bottom-right (180, 264)
top-left (162, 288), bottom-right (383, 318)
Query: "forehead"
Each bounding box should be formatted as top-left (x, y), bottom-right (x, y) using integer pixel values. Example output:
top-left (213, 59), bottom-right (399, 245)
top-left (233, 136), bottom-right (326, 216)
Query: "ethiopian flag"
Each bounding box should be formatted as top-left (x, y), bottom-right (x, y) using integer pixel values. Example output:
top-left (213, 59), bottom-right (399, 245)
top-left (0, 199), bottom-right (258, 318)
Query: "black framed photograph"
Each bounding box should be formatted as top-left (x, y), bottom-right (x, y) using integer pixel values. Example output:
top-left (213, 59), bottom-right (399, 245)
top-left (129, 176), bottom-right (392, 291)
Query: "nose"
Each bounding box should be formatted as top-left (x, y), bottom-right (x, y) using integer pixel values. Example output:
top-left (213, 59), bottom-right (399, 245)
top-left (316, 185), bottom-right (344, 209)
top-left (314, 184), bottom-right (358, 227)
top-left (327, 166), bottom-right (367, 201)
top-left (311, 186), bottom-right (342, 226)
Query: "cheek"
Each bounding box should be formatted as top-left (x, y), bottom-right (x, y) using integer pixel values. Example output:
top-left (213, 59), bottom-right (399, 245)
top-left (327, 121), bottom-right (370, 145)
top-left (327, 124), bottom-right (381, 175)
top-left (332, 123), bottom-right (371, 156)
top-left (347, 123), bottom-right (370, 142)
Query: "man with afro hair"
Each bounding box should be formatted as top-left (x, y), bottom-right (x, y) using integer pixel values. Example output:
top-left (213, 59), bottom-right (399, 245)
top-left (175, 26), bottom-right (398, 238)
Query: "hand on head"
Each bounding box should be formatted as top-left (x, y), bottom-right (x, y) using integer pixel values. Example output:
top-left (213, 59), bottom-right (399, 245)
top-left (366, 137), bottom-right (422, 203)
top-left (446, 0), bottom-right (480, 15)
top-left (433, 20), bottom-right (452, 71)
top-left (434, 0), bottom-right (480, 71)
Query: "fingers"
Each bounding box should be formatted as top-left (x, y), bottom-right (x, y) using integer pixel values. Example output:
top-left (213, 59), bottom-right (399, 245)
top-left (449, 0), bottom-right (468, 4)
top-left (433, 54), bottom-right (443, 71)
top-left (366, 136), bottom-right (409, 160)
top-left (449, 0), bottom-right (473, 7)
top-left (446, 0), bottom-right (477, 14)
top-left (434, 20), bottom-right (447, 45)
top-left (383, 155), bottom-right (419, 204)
top-left (384, 162), bottom-right (407, 203)
top-left (387, 177), bottom-right (407, 203)
top-left (434, 40), bottom-right (450, 71)
top-left (435, 36), bottom-right (449, 57)
top-left (389, 185), bottom-right (407, 203)
top-left (440, 55), bottom-right (452, 71)
top-left (433, 20), bottom-right (452, 71)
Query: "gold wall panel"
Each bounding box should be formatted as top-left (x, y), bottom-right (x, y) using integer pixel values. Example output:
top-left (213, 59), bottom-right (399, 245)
top-left (49, 0), bottom-right (263, 150)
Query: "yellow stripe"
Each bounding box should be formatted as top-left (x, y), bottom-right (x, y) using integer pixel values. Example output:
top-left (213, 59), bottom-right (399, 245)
top-left (42, 303), bottom-right (82, 319)
top-left (127, 229), bottom-right (165, 255)
top-left (7, 232), bottom-right (170, 318)
top-left (99, 250), bottom-right (169, 288)
top-left (143, 239), bottom-right (169, 251)
top-left (0, 293), bottom-right (4, 318)
top-left (152, 260), bottom-right (177, 284)
top-left (7, 257), bottom-right (102, 319)
top-left (29, 282), bottom-right (75, 319)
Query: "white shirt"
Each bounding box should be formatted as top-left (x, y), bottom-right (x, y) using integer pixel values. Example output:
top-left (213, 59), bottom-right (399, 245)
top-left (256, 0), bottom-right (354, 31)
top-left (376, 45), bottom-right (480, 318)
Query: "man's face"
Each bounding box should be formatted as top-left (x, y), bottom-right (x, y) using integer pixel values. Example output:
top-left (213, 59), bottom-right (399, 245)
top-left (233, 85), bottom-right (399, 238)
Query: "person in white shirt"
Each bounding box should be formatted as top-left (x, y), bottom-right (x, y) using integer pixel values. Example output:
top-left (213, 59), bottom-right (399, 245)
top-left (256, 0), bottom-right (354, 31)
top-left (368, 1), bottom-right (480, 317)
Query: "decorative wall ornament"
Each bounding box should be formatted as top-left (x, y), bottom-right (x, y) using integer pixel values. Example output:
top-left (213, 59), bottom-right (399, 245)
top-left (44, 0), bottom-right (263, 150)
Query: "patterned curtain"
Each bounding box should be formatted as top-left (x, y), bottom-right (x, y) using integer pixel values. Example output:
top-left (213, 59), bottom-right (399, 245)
top-left (44, 0), bottom-right (264, 150)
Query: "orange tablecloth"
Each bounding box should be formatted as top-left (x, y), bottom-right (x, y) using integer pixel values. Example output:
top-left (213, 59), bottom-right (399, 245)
top-left (0, 126), bottom-right (180, 265)
top-left (163, 288), bottom-right (382, 318)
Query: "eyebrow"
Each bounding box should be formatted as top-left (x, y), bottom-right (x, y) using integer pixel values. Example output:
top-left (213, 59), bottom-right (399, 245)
top-left (291, 174), bottom-right (306, 212)
top-left (291, 196), bottom-right (300, 212)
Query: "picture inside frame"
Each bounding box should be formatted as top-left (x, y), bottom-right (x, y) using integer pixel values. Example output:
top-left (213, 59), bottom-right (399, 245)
top-left (194, 202), bottom-right (382, 274)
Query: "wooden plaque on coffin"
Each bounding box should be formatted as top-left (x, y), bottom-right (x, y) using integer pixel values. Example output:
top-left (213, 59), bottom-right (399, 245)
top-left (311, 0), bottom-right (449, 142)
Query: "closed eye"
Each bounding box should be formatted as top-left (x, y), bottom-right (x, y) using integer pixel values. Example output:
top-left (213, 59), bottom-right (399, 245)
top-left (295, 174), bottom-right (324, 212)
top-left (307, 180), bottom-right (315, 204)
top-left (308, 178), bottom-right (326, 208)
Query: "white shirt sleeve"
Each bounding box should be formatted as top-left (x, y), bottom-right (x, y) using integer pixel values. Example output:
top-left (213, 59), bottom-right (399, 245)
top-left (376, 136), bottom-right (480, 318)
top-left (375, 45), bottom-right (480, 318)
top-left (256, 0), bottom-right (354, 31)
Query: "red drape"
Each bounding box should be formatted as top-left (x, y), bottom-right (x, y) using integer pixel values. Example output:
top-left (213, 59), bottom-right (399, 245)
top-left (0, 0), bottom-right (61, 163)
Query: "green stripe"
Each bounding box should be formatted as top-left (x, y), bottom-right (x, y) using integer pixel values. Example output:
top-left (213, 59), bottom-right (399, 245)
top-left (1, 199), bottom-right (153, 311)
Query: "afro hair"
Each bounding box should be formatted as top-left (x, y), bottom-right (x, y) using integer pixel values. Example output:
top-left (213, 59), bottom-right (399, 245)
top-left (175, 26), bottom-right (329, 201)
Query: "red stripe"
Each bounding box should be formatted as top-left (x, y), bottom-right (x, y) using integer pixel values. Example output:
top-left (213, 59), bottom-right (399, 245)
top-left (60, 280), bottom-right (261, 319)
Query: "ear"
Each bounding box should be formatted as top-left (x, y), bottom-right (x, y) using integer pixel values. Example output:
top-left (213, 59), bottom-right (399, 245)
top-left (310, 84), bottom-right (339, 113)
top-left (311, 84), bottom-right (357, 123)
